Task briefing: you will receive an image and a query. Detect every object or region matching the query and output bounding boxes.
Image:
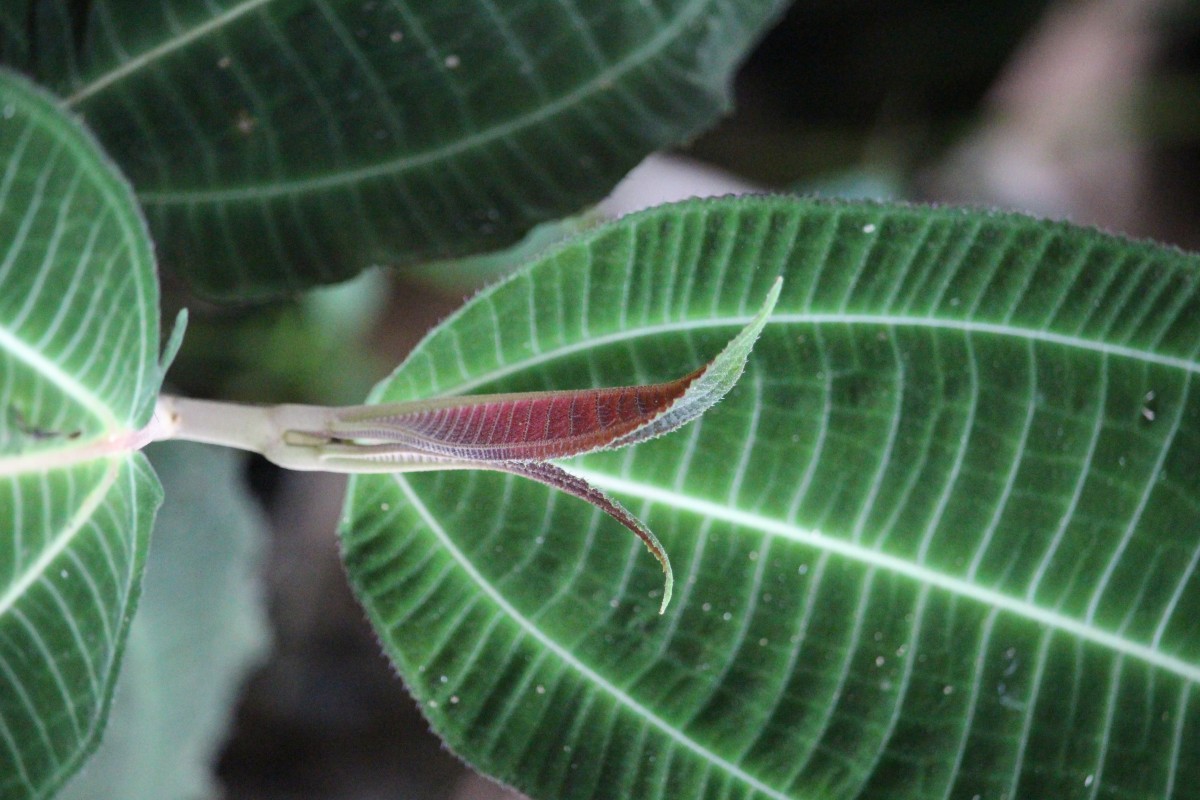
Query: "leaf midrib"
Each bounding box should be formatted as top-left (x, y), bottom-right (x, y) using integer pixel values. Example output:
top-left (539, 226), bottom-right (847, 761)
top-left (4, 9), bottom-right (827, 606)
top-left (0, 457), bottom-right (123, 618)
top-left (410, 309), bottom-right (1200, 684)
top-left (63, 0), bottom-right (276, 106)
top-left (0, 319), bottom-right (119, 430)
top-left (570, 466), bottom-right (1200, 684)
top-left (432, 311), bottom-right (1200, 399)
top-left (70, 0), bottom-right (719, 204)
top-left (391, 473), bottom-right (796, 800)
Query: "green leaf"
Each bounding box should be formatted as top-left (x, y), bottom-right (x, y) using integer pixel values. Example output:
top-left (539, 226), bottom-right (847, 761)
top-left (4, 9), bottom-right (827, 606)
top-left (59, 442), bottom-right (269, 800)
top-left (0, 69), bottom-right (164, 799)
top-left (5, 0), bottom-right (788, 299)
top-left (343, 196), bottom-right (1200, 800)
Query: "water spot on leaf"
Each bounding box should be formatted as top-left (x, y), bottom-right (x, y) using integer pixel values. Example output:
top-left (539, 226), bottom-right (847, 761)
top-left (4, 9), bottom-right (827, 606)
top-left (234, 110), bottom-right (256, 135)
top-left (1141, 390), bottom-right (1157, 423)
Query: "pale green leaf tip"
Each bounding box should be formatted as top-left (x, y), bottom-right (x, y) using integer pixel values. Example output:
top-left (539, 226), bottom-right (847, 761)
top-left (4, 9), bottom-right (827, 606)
top-left (659, 567), bottom-right (674, 615)
top-left (658, 278), bottom-right (778, 616)
top-left (692, 274), bottom-right (781, 411)
top-left (707, 275), bottom-right (781, 382)
top-left (758, 275), bottom-right (783, 330)
top-left (159, 308), bottom-right (189, 377)
top-left (735, 275), bottom-right (782, 358)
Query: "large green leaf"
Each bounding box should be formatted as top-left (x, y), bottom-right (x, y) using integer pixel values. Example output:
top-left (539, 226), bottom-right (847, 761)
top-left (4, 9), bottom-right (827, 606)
top-left (4, 0), bottom-right (787, 299)
top-left (0, 69), bottom-right (164, 799)
top-left (343, 196), bottom-right (1200, 800)
top-left (59, 442), bottom-right (269, 800)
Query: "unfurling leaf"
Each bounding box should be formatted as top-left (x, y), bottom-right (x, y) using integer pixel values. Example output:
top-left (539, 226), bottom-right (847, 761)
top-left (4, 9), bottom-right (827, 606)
top-left (156, 278), bottom-right (778, 612)
top-left (326, 277), bottom-right (782, 460)
top-left (305, 277), bottom-right (781, 611)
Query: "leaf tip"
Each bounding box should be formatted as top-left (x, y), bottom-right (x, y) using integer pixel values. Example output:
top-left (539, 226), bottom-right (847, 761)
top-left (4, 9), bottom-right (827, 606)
top-left (767, 273), bottom-right (784, 304)
top-left (159, 308), bottom-right (189, 377)
top-left (658, 563), bottom-right (674, 615)
top-left (751, 275), bottom-right (783, 338)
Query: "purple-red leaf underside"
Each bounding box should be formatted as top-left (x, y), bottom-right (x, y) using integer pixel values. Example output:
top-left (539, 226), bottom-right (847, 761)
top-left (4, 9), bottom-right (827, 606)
top-left (335, 365), bottom-right (706, 462)
top-left (492, 460), bottom-right (673, 613)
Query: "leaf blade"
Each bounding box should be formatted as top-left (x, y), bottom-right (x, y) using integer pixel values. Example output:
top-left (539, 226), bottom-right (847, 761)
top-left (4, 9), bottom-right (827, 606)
top-left (0, 68), bottom-right (164, 800)
top-left (343, 196), bottom-right (1200, 800)
top-left (5, 0), bottom-right (789, 298)
top-left (58, 443), bottom-right (268, 800)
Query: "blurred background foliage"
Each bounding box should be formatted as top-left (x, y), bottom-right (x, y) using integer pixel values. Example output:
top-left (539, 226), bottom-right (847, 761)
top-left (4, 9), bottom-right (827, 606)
top-left (150, 1), bottom-right (1200, 798)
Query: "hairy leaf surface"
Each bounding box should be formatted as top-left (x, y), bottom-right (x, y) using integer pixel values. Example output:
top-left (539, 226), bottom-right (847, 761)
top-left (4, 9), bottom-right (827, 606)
top-left (0, 70), bottom-right (163, 800)
top-left (59, 443), bottom-right (269, 800)
top-left (344, 196), bottom-right (1200, 800)
top-left (3, 0), bottom-right (787, 298)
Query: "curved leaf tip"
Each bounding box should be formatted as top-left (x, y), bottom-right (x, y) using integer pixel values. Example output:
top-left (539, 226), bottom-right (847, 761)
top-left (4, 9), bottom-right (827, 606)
top-left (495, 460), bottom-right (674, 613)
top-left (607, 275), bottom-right (782, 450)
top-left (290, 278), bottom-right (780, 613)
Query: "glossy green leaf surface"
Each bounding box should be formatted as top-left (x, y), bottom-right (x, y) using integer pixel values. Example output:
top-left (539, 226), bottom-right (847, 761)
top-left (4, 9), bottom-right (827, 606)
top-left (0, 70), bottom-right (163, 799)
top-left (59, 443), bottom-right (269, 800)
top-left (343, 196), bottom-right (1200, 800)
top-left (4, 0), bottom-right (787, 299)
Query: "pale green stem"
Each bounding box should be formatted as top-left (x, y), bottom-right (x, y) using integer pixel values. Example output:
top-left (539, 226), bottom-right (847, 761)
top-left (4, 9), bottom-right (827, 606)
top-left (151, 395), bottom-right (465, 473)
top-left (0, 394), bottom-right (468, 474)
top-left (153, 394), bottom-right (345, 471)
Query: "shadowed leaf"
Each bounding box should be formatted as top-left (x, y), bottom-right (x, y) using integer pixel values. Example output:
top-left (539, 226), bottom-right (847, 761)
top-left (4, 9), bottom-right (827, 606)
top-left (2, 0), bottom-right (789, 298)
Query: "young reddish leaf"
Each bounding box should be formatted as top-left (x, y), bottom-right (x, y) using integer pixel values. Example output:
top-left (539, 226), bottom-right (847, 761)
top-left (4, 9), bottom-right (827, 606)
top-left (295, 279), bottom-right (780, 612)
top-left (328, 277), bottom-right (782, 462)
top-left (151, 279), bottom-right (781, 613)
top-left (328, 366), bottom-right (709, 462)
